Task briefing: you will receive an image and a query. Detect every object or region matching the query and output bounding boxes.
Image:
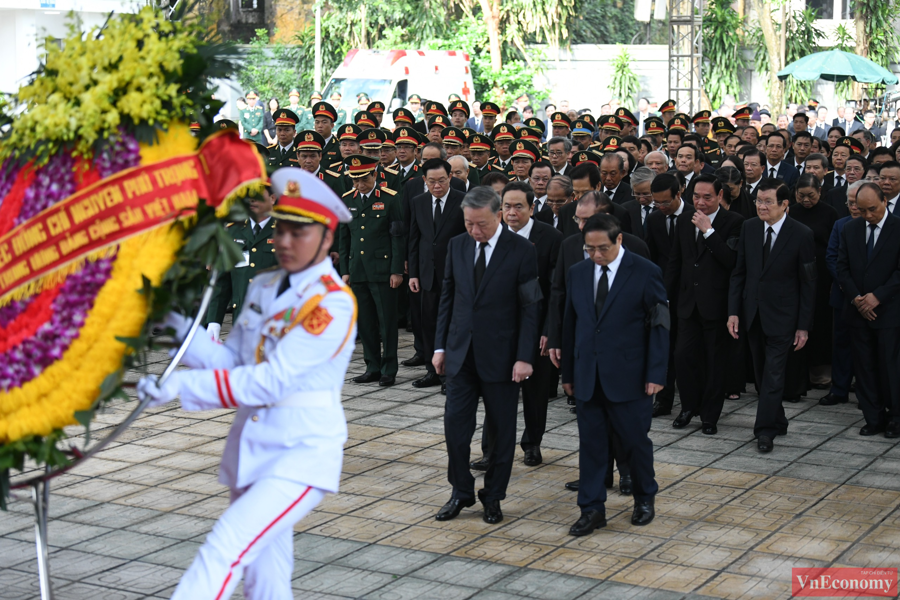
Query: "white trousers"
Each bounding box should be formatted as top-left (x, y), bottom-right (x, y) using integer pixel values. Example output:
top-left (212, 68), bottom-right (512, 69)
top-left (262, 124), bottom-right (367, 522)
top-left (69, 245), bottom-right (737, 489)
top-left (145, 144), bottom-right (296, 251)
top-left (171, 477), bottom-right (325, 600)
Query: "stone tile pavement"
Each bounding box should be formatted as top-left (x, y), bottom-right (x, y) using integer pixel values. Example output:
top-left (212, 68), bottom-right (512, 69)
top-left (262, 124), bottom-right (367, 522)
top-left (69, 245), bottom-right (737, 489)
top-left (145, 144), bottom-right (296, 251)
top-left (2, 330), bottom-right (900, 599)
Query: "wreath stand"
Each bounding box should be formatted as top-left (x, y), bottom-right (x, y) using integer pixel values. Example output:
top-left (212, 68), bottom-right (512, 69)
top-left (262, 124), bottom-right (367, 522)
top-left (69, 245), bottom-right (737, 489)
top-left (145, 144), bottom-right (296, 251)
top-left (8, 267), bottom-right (220, 600)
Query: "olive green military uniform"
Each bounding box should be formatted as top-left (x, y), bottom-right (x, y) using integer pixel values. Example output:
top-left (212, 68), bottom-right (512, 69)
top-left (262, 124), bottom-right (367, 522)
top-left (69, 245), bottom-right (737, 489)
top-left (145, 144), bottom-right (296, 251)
top-left (295, 106), bottom-right (312, 131)
top-left (322, 135), bottom-right (341, 167)
top-left (466, 164), bottom-right (481, 187)
top-left (334, 108), bottom-right (348, 128)
top-left (339, 186), bottom-right (404, 377)
top-left (206, 218), bottom-right (277, 326)
top-left (239, 105), bottom-right (266, 144)
top-left (489, 157), bottom-right (517, 179)
top-left (267, 144), bottom-right (297, 169)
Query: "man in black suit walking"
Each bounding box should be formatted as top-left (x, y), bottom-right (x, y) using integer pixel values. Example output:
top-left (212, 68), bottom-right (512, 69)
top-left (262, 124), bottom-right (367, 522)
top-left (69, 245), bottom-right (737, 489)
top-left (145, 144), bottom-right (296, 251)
top-left (728, 178), bottom-right (816, 452)
top-left (620, 167), bottom-right (656, 241)
top-left (408, 158), bottom-right (468, 388)
top-left (600, 153), bottom-right (634, 205)
top-left (646, 173), bottom-right (687, 417)
top-left (561, 214), bottom-right (669, 535)
top-left (666, 174), bottom-right (743, 434)
top-left (836, 183), bottom-right (900, 438)
top-left (433, 186), bottom-right (541, 524)
top-left (559, 162), bottom-right (635, 239)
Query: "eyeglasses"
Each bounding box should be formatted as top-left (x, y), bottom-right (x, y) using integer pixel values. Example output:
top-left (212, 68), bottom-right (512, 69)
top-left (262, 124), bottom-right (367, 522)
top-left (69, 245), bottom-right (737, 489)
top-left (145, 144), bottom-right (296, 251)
top-left (634, 192), bottom-right (653, 200)
top-left (584, 245), bottom-right (613, 254)
top-left (847, 200), bottom-right (858, 208)
top-left (754, 199), bottom-right (780, 207)
top-left (548, 150), bottom-right (566, 158)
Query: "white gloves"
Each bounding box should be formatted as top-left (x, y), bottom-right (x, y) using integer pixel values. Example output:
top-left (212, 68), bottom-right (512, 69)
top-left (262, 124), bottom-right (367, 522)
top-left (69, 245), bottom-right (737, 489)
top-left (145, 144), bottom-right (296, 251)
top-left (207, 322), bottom-right (221, 341)
top-left (161, 311), bottom-right (192, 342)
top-left (136, 373), bottom-right (183, 408)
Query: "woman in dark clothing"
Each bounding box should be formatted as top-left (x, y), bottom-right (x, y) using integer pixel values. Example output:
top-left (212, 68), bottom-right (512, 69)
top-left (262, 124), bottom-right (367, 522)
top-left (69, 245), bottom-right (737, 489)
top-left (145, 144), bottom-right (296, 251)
top-left (789, 173), bottom-right (839, 392)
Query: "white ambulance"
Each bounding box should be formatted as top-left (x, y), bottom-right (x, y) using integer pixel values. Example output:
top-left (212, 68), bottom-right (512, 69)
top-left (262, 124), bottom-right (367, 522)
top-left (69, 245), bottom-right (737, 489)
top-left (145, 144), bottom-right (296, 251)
top-left (322, 49), bottom-right (476, 127)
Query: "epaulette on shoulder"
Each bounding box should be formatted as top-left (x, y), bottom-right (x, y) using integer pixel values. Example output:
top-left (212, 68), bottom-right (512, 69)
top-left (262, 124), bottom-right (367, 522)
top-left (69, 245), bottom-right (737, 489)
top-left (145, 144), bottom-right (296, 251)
top-left (326, 170), bottom-right (342, 178)
top-left (379, 187), bottom-right (397, 195)
top-left (826, 170), bottom-right (834, 175)
top-left (225, 222), bottom-right (235, 228)
top-left (383, 166), bottom-right (399, 175)
top-left (330, 161), bottom-right (343, 168)
top-left (342, 189), bottom-right (356, 197)
top-left (469, 162), bottom-right (477, 168)
top-left (320, 274), bottom-right (343, 292)
top-left (257, 265), bottom-right (281, 275)
top-left (266, 143), bottom-right (277, 149)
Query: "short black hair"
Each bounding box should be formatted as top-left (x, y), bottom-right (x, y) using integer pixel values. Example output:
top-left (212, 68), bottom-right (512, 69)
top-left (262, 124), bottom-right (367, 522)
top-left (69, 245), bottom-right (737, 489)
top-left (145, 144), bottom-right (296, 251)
top-left (529, 160), bottom-right (553, 176)
top-left (569, 163), bottom-right (601, 188)
top-left (757, 177), bottom-right (791, 203)
top-left (793, 112), bottom-right (809, 122)
top-left (621, 135), bottom-right (641, 147)
top-left (422, 157), bottom-right (451, 177)
top-left (691, 173), bottom-right (722, 195)
top-left (638, 139), bottom-right (653, 154)
top-left (676, 144), bottom-right (699, 161)
top-left (797, 172), bottom-right (820, 191)
top-left (828, 126), bottom-right (846, 137)
top-left (880, 160), bottom-right (900, 172)
top-left (765, 134), bottom-right (785, 148)
top-left (726, 135), bottom-right (742, 146)
top-left (582, 213), bottom-right (622, 243)
top-left (792, 131), bottom-right (813, 143)
top-left (846, 154), bottom-right (869, 170)
top-left (650, 173), bottom-right (680, 198)
top-left (667, 130), bottom-right (685, 141)
top-left (502, 180), bottom-right (535, 206)
top-left (480, 172), bottom-right (510, 188)
top-left (869, 147), bottom-right (893, 162)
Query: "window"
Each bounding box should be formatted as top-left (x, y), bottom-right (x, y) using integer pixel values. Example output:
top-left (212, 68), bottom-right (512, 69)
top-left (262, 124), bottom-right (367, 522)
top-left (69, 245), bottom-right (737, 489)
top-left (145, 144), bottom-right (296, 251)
top-left (806, 0), bottom-right (852, 19)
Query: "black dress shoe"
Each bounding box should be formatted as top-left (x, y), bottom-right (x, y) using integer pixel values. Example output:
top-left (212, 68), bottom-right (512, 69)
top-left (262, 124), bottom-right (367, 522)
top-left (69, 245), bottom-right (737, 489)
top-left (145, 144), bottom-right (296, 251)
top-left (702, 423), bottom-right (717, 435)
top-left (631, 499), bottom-right (655, 526)
top-left (672, 410), bottom-right (694, 429)
top-left (564, 480), bottom-right (579, 491)
top-left (819, 393), bottom-right (849, 406)
top-left (401, 354), bottom-right (426, 367)
top-left (352, 372), bottom-right (380, 384)
top-left (412, 372), bottom-right (441, 388)
top-left (523, 447), bottom-right (542, 466)
top-left (470, 457), bottom-right (490, 471)
top-left (619, 474), bottom-right (632, 495)
top-left (757, 436), bottom-right (774, 453)
top-left (652, 400), bottom-right (672, 418)
top-left (435, 497), bottom-right (475, 521)
top-left (378, 375), bottom-right (396, 387)
top-left (569, 406), bottom-right (576, 414)
top-left (569, 510), bottom-right (607, 536)
top-left (784, 395), bottom-right (801, 403)
top-left (860, 422), bottom-right (886, 436)
top-left (479, 492), bottom-right (503, 524)
top-left (886, 422), bottom-right (900, 439)
top-left (566, 395), bottom-right (576, 406)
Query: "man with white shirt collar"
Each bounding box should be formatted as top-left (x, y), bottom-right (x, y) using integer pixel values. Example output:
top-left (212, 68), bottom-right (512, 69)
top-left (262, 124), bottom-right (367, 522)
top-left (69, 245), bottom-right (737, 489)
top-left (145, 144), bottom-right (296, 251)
top-left (764, 134), bottom-right (800, 187)
top-left (743, 149), bottom-right (765, 200)
top-left (530, 161), bottom-right (554, 225)
top-left (790, 131), bottom-right (813, 174)
top-left (674, 144), bottom-right (703, 200)
top-left (599, 153), bottom-right (633, 205)
top-left (878, 161), bottom-right (900, 217)
top-left (292, 129), bottom-right (343, 194)
top-left (266, 108), bottom-right (300, 169)
top-left (547, 137), bottom-right (572, 177)
top-left (621, 166), bottom-right (656, 241)
top-left (449, 155), bottom-right (471, 192)
top-left (392, 127), bottom-right (422, 184)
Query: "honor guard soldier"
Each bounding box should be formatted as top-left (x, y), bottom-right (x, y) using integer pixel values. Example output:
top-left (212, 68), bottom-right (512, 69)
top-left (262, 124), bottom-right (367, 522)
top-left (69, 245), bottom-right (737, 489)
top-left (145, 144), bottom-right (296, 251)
top-left (329, 91), bottom-right (348, 126)
top-left (137, 167), bottom-right (356, 600)
top-left (490, 123), bottom-right (519, 177)
top-left (449, 99), bottom-right (470, 129)
top-left (292, 130), bottom-right (344, 195)
top-left (712, 116), bottom-right (736, 150)
top-left (240, 91), bottom-right (266, 144)
top-left (481, 101), bottom-right (501, 134)
top-left (267, 109), bottom-right (300, 169)
top-left (733, 106), bottom-right (753, 128)
top-left (312, 101), bottom-right (341, 166)
top-left (287, 89), bottom-right (306, 127)
top-left (339, 155), bottom-right (404, 386)
top-left (356, 129), bottom-right (400, 191)
top-left (692, 110), bottom-right (712, 138)
top-left (393, 127), bottom-right (422, 184)
top-left (206, 186), bottom-right (279, 340)
top-left (659, 99), bottom-right (677, 127)
top-left (354, 110), bottom-right (377, 130)
top-left (367, 101), bottom-right (386, 127)
top-left (442, 126), bottom-right (480, 187)
top-left (468, 133), bottom-right (495, 180)
top-left (298, 91), bottom-right (323, 130)
top-left (615, 107), bottom-right (638, 136)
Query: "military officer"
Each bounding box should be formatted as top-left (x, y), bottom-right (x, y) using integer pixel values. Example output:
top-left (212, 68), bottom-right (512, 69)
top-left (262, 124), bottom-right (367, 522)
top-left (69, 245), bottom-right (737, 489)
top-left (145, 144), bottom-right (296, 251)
top-left (355, 129), bottom-right (400, 191)
top-left (368, 101), bottom-right (386, 127)
top-left (599, 115), bottom-right (624, 143)
top-left (615, 107), bottom-right (638, 137)
top-left (298, 91), bottom-right (323, 130)
top-left (571, 119), bottom-right (596, 151)
top-left (644, 117), bottom-right (666, 150)
top-left (189, 121), bottom-right (201, 136)
top-left (441, 126), bottom-right (479, 187)
top-left (490, 123), bottom-right (518, 177)
top-left (336, 123), bottom-right (363, 162)
top-left (408, 93), bottom-right (425, 122)
top-left (239, 91), bottom-right (266, 144)
top-left (137, 168), bottom-right (355, 600)
top-left (354, 110), bottom-right (377, 130)
top-left (550, 112), bottom-right (573, 140)
top-left (339, 155), bottom-right (404, 386)
top-left (692, 110), bottom-right (712, 138)
top-left (380, 132), bottom-right (398, 169)
top-left (393, 107), bottom-right (416, 128)
top-left (312, 101), bottom-right (341, 166)
top-left (449, 100), bottom-right (470, 129)
top-left (660, 99), bottom-right (677, 127)
top-left (468, 133), bottom-right (495, 180)
top-left (330, 91), bottom-right (348, 126)
top-left (266, 109), bottom-right (300, 170)
top-left (205, 187), bottom-right (278, 340)
top-left (510, 139), bottom-right (540, 182)
top-left (350, 93), bottom-right (370, 123)
top-left (292, 129), bottom-right (344, 195)
top-left (287, 89), bottom-right (306, 124)
top-left (393, 127), bottom-right (422, 184)
top-left (426, 115), bottom-right (450, 143)
top-left (712, 116), bottom-right (736, 151)
top-left (481, 101), bottom-right (501, 134)
top-left (733, 106), bottom-right (752, 128)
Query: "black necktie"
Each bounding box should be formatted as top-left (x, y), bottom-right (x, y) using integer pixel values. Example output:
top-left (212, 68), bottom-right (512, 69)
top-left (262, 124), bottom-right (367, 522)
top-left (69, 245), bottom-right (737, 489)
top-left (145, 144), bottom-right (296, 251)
top-left (763, 226), bottom-right (774, 265)
top-left (769, 167), bottom-right (777, 179)
top-left (433, 197), bottom-right (442, 231)
top-left (281, 147), bottom-right (287, 156)
top-left (745, 183), bottom-right (752, 194)
top-left (253, 223), bottom-right (260, 237)
top-left (836, 175), bottom-right (844, 187)
top-left (594, 266), bottom-right (609, 318)
top-left (642, 206), bottom-right (651, 234)
top-left (277, 274), bottom-right (291, 297)
top-left (667, 215), bottom-right (676, 244)
top-left (533, 199), bottom-right (541, 216)
top-left (474, 242), bottom-right (487, 290)
top-left (867, 223), bottom-right (877, 259)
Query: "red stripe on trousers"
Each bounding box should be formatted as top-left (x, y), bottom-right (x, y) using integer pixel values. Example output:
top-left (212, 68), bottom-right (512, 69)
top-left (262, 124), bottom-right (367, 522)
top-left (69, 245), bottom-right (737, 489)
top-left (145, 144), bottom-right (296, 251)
top-left (213, 370), bottom-right (228, 409)
top-left (222, 370), bottom-right (237, 408)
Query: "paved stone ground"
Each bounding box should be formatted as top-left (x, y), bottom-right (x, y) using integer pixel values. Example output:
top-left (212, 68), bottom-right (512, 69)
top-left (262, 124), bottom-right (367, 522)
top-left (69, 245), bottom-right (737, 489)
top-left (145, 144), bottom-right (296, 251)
top-left (2, 329), bottom-right (900, 599)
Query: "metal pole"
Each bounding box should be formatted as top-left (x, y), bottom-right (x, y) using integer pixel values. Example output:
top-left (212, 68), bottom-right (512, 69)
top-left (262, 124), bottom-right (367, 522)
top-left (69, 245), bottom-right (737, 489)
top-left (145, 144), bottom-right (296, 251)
top-left (33, 475), bottom-right (52, 599)
top-left (314, 3), bottom-right (322, 91)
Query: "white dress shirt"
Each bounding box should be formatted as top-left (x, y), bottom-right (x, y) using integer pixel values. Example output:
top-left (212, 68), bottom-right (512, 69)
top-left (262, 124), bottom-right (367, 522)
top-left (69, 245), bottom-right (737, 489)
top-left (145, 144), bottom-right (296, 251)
top-left (475, 223), bottom-right (504, 267)
top-left (533, 195), bottom-right (547, 214)
top-left (747, 178), bottom-right (761, 195)
top-left (594, 245), bottom-right (625, 298)
top-left (763, 212), bottom-right (788, 245)
top-left (696, 206), bottom-right (720, 239)
top-left (867, 210), bottom-right (890, 246)
top-left (887, 194), bottom-right (899, 215)
top-left (767, 160), bottom-right (782, 179)
top-left (277, 141), bottom-right (294, 154)
top-left (433, 191), bottom-right (450, 218)
top-left (513, 217), bottom-right (534, 240)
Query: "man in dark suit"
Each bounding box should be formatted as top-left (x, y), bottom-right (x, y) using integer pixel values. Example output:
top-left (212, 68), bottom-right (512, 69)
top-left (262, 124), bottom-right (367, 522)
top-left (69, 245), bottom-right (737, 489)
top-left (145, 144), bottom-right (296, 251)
top-left (666, 174), bottom-right (743, 434)
top-left (474, 182), bottom-right (563, 469)
top-left (646, 174), bottom-right (686, 417)
top-left (529, 161), bottom-right (555, 226)
top-left (433, 186), bottom-right (541, 524)
top-left (465, 101), bottom-right (484, 133)
top-left (728, 178), bottom-right (816, 453)
top-left (561, 214), bottom-right (669, 535)
top-left (599, 153), bottom-right (633, 205)
top-left (763, 134), bottom-right (800, 188)
top-left (408, 158), bottom-right (468, 388)
top-left (559, 163), bottom-right (634, 239)
top-left (620, 167), bottom-right (656, 241)
top-left (836, 183), bottom-right (900, 438)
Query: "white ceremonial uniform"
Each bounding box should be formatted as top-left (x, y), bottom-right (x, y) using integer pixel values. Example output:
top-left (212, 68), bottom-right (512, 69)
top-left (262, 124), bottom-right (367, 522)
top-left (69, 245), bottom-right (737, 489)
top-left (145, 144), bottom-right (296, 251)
top-left (167, 257), bottom-right (356, 600)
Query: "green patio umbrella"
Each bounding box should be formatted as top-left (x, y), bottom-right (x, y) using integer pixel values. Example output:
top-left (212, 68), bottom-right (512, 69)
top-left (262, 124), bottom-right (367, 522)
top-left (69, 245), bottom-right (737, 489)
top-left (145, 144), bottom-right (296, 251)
top-left (777, 49), bottom-right (898, 85)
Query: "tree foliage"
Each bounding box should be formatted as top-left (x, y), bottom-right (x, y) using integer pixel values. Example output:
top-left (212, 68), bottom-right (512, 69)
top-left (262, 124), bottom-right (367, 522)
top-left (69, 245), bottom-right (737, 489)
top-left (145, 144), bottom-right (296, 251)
top-left (570, 0), bottom-right (641, 44)
top-left (608, 46), bottom-right (641, 106)
top-left (237, 29), bottom-right (301, 101)
top-left (702, 0), bottom-right (746, 109)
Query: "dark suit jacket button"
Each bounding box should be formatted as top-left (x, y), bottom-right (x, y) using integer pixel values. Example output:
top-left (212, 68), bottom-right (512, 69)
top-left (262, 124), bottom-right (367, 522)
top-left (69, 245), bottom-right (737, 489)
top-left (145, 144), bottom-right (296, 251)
top-left (694, 263), bottom-right (699, 267)
top-left (694, 282), bottom-right (699, 286)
